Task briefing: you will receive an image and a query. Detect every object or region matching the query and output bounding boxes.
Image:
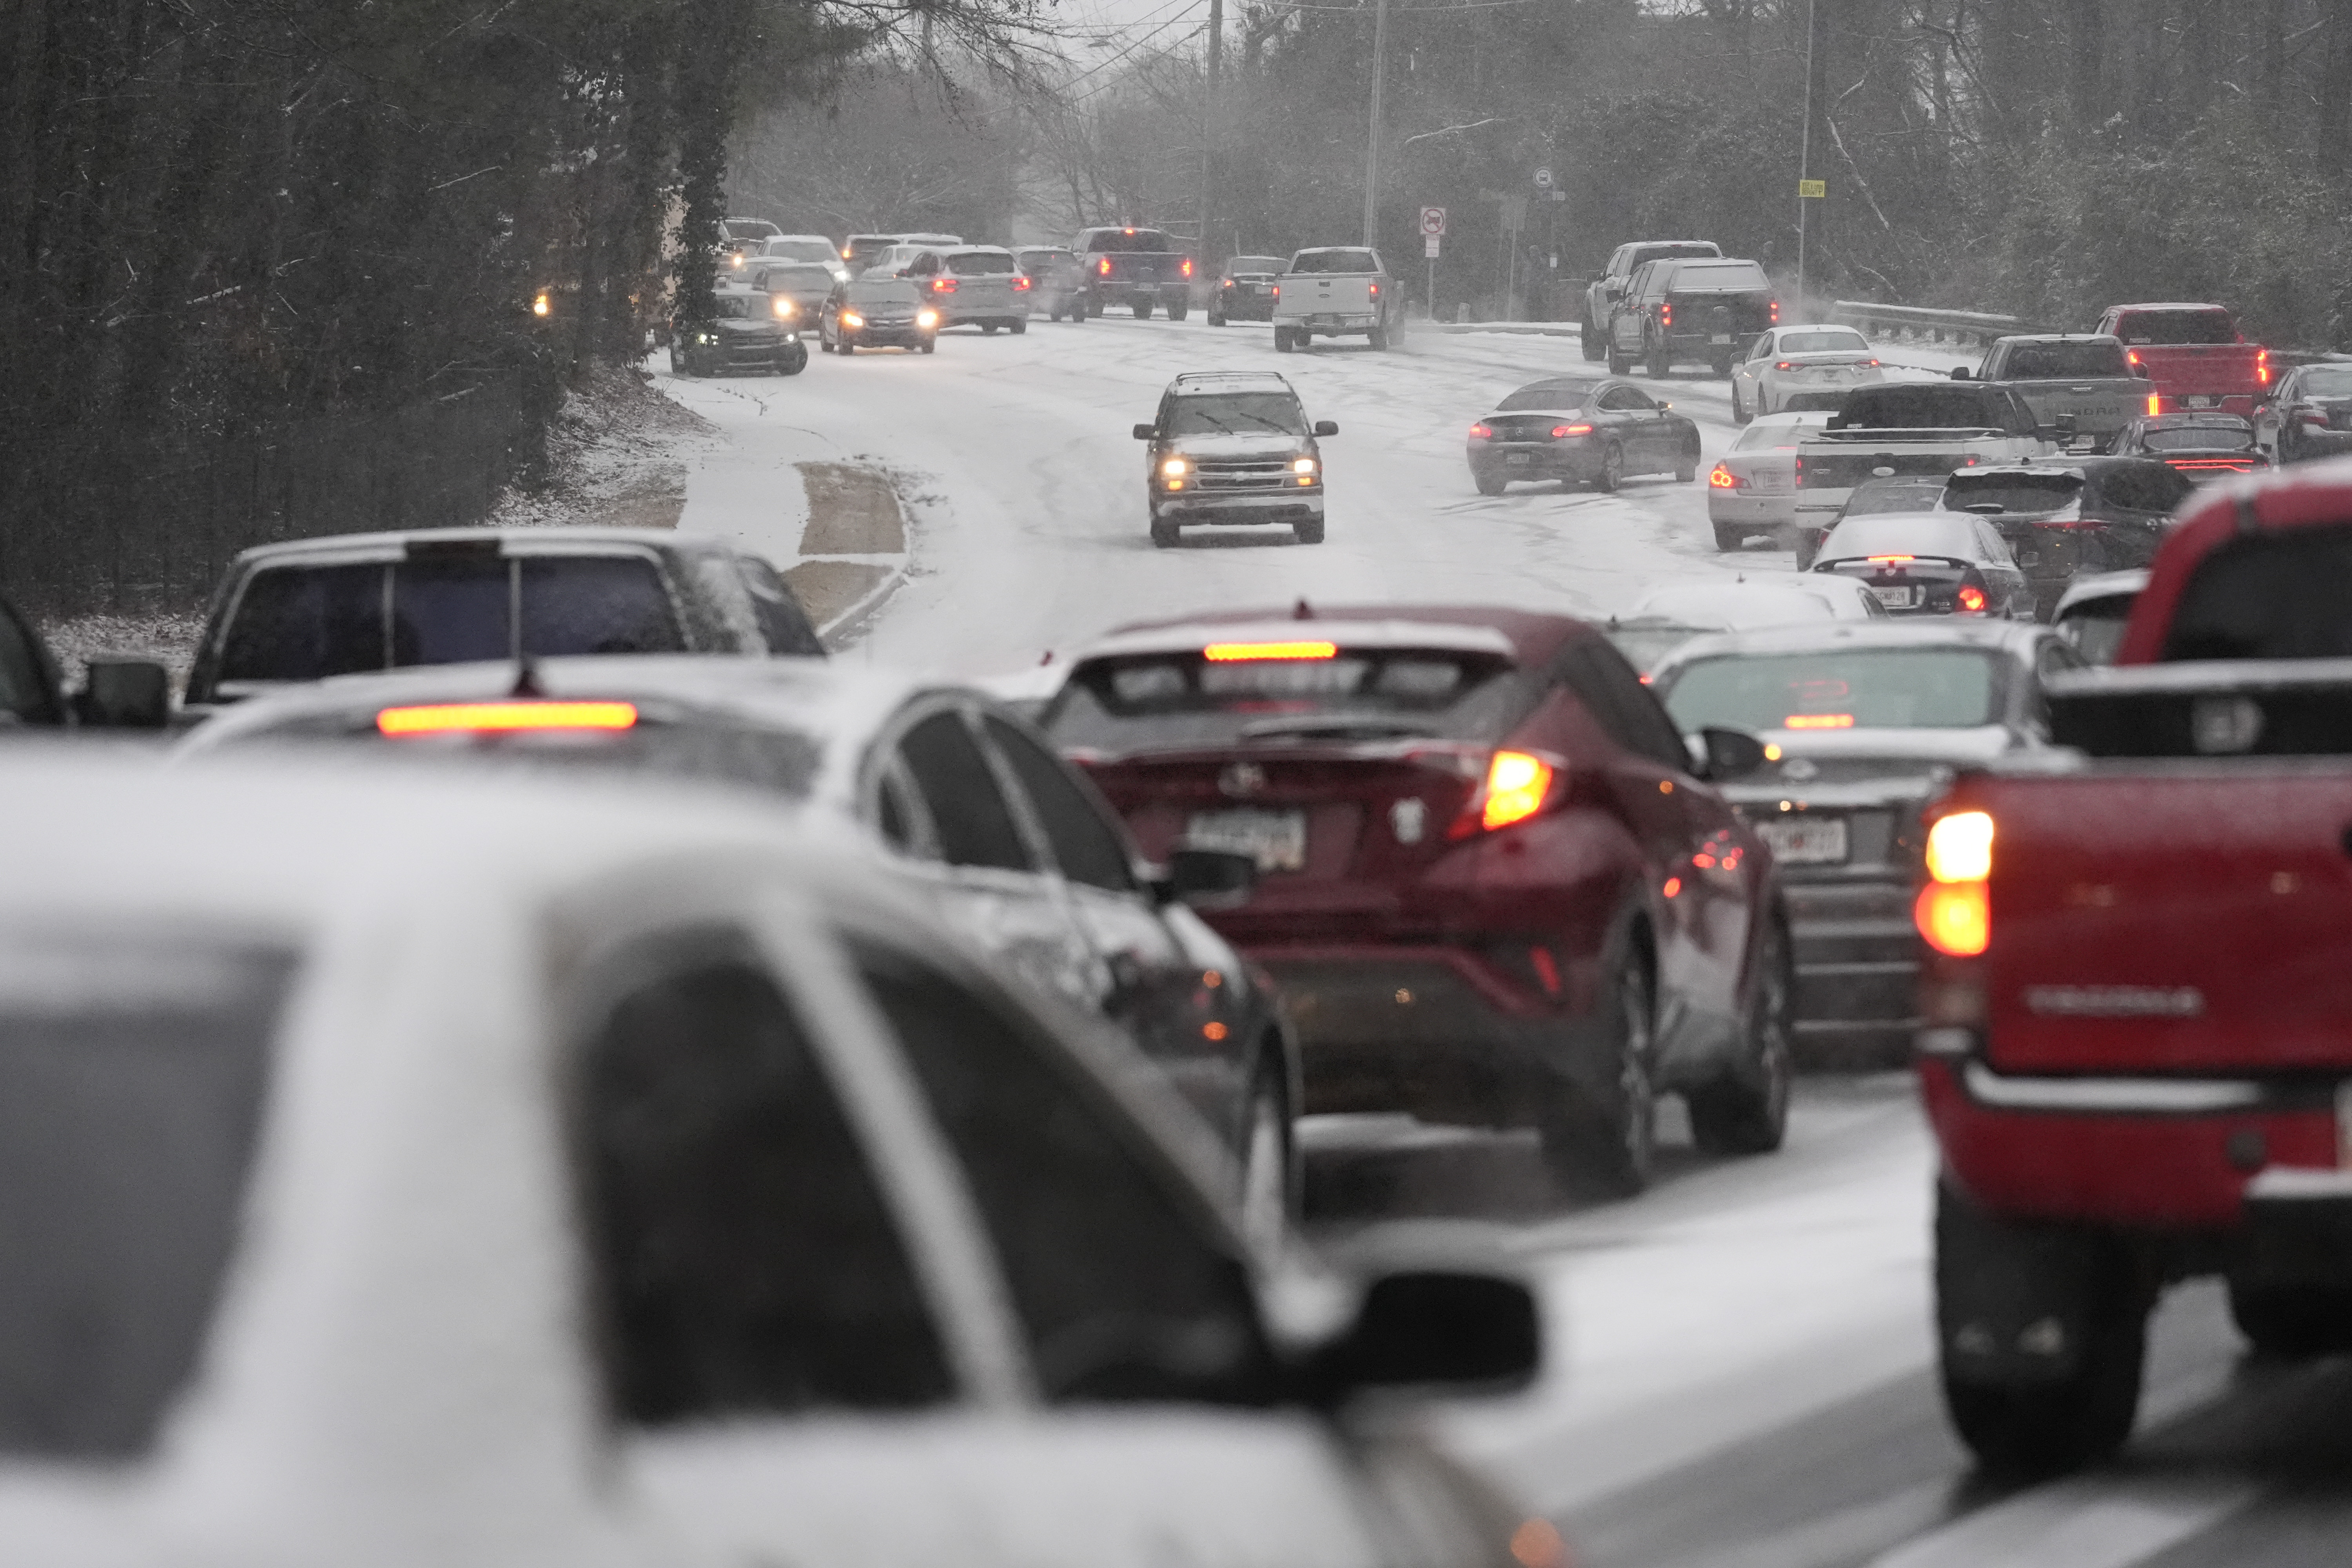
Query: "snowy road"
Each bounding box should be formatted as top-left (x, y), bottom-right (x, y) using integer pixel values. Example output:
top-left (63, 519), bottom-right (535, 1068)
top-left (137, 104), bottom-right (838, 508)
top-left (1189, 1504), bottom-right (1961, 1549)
top-left (652, 314), bottom-right (2349, 1567)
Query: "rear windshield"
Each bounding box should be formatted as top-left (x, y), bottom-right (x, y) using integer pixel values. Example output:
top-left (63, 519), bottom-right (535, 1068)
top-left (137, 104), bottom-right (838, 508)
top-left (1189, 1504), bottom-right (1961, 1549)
top-left (1085, 230), bottom-right (1175, 253)
top-left (1944, 471), bottom-right (2082, 514)
top-left (1777, 330), bottom-right (1868, 354)
top-left (1043, 648), bottom-right (1532, 753)
top-left (1833, 385), bottom-right (2024, 432)
top-left (1782, 391), bottom-right (1850, 412)
top-left (2162, 523), bottom-right (2352, 660)
top-left (947, 252), bottom-right (1015, 276)
top-left (2298, 366), bottom-right (2352, 397)
top-left (1227, 256), bottom-right (1285, 274)
top-left (218, 554), bottom-right (682, 685)
top-left (2137, 420), bottom-right (2254, 451)
top-left (1288, 250), bottom-right (1379, 274)
top-left (1165, 394), bottom-right (1305, 437)
top-left (762, 239), bottom-right (836, 264)
top-left (1818, 514), bottom-right (1984, 562)
top-left (1666, 261), bottom-right (1768, 290)
top-left (847, 279), bottom-right (921, 305)
top-left (0, 931), bottom-right (292, 1458)
top-left (1839, 477), bottom-right (1948, 516)
top-left (1731, 419), bottom-right (1824, 452)
top-left (2001, 341), bottom-right (2129, 378)
top-left (1659, 648), bottom-right (2003, 731)
top-left (2112, 309), bottom-right (2236, 345)
top-left (1499, 382), bottom-right (1592, 412)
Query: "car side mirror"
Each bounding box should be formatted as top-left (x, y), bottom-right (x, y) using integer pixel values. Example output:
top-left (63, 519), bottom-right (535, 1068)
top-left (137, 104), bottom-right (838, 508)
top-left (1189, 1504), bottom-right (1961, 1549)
top-left (1312, 420), bottom-right (1339, 437)
top-left (1949, 367), bottom-right (1973, 381)
top-left (1301, 1269), bottom-right (1540, 1402)
top-left (1132, 423), bottom-right (1158, 440)
top-left (1154, 847), bottom-right (1256, 909)
top-left (76, 657), bottom-right (171, 729)
top-left (1687, 725), bottom-right (1768, 781)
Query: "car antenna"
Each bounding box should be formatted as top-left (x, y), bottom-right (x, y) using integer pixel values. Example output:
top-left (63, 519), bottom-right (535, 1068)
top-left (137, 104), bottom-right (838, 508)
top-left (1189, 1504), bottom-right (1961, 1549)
top-left (1293, 597), bottom-right (1314, 620)
top-left (511, 655), bottom-right (545, 699)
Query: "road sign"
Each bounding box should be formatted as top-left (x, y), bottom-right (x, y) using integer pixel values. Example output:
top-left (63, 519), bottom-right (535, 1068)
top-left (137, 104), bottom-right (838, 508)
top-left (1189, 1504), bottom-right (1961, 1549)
top-left (1419, 206), bottom-right (1446, 237)
top-left (1533, 167), bottom-right (1554, 190)
top-left (1798, 179), bottom-right (1826, 199)
top-left (1425, 235), bottom-right (1441, 259)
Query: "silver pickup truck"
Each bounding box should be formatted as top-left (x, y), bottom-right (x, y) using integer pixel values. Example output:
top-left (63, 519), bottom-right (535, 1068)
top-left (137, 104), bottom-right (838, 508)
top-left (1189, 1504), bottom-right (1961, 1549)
top-left (1956, 334), bottom-right (2148, 448)
top-left (1272, 247), bottom-right (1393, 352)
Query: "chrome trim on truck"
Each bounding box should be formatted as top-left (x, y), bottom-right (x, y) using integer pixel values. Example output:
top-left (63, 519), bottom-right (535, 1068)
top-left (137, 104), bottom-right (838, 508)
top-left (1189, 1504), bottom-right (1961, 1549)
top-left (1959, 1059), bottom-right (2266, 1114)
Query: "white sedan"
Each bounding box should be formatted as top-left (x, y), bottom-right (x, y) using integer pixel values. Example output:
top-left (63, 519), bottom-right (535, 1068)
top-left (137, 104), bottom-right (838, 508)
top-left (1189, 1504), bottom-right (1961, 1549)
top-left (1729, 325), bottom-right (1884, 423)
top-left (0, 753), bottom-right (1541, 1568)
top-left (1706, 410), bottom-right (1834, 549)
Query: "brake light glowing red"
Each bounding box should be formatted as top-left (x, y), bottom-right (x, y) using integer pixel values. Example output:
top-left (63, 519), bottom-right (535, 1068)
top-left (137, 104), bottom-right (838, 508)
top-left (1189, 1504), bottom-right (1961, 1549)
top-left (1368, 281), bottom-right (1379, 296)
top-left (2126, 349), bottom-right (2142, 367)
top-left (2258, 347), bottom-right (2271, 385)
top-left (377, 701), bottom-right (639, 737)
top-left (1775, 360), bottom-right (1795, 370)
top-left (1202, 641), bottom-right (1338, 662)
top-left (1956, 584), bottom-right (1988, 613)
top-left (1468, 422), bottom-right (1494, 439)
top-left (2147, 392), bottom-right (2162, 416)
top-left (1867, 554), bottom-right (1915, 564)
top-left (1708, 463), bottom-right (1739, 488)
top-left (1479, 751), bottom-right (1554, 831)
top-left (1661, 302), bottom-right (1672, 327)
top-left (1012, 275), bottom-right (1031, 290)
top-left (1916, 809), bottom-right (1994, 956)
top-left (1784, 713), bottom-right (1854, 730)
top-left (1770, 299), bottom-right (1780, 323)
top-left (1551, 423), bottom-right (1593, 437)
top-left (1181, 258), bottom-right (1195, 278)
top-left (930, 277), bottom-right (958, 293)
top-left (1099, 256), bottom-right (1112, 275)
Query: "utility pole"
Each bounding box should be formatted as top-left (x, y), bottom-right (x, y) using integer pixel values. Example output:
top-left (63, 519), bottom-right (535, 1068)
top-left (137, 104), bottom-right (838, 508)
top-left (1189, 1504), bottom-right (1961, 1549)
top-left (1198, 0), bottom-right (1223, 267)
top-left (1795, 0), bottom-right (1817, 309)
top-left (1361, 0), bottom-right (1388, 247)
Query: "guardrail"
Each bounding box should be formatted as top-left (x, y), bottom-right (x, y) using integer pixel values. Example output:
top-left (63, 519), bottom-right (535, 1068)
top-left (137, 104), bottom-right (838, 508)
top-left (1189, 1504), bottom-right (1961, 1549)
top-left (1826, 300), bottom-right (2043, 351)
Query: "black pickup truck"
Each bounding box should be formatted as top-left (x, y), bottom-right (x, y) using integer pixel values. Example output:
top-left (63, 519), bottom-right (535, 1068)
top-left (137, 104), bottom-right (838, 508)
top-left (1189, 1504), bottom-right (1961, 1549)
top-left (1073, 226), bottom-right (1196, 320)
top-left (1606, 257), bottom-right (1779, 378)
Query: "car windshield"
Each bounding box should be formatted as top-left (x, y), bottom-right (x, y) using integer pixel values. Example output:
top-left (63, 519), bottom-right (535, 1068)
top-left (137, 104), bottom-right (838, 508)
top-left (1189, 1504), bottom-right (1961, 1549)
top-left (216, 554), bottom-right (683, 684)
top-left (1667, 261), bottom-right (1768, 289)
top-left (847, 279), bottom-right (920, 306)
top-left (1288, 250), bottom-right (1378, 274)
top-left (947, 252), bottom-right (1015, 275)
top-left (2138, 420), bottom-right (2254, 450)
top-left (764, 264), bottom-right (837, 292)
top-left (2003, 341), bottom-right (2130, 377)
top-left (2161, 523), bottom-right (2352, 659)
top-left (1818, 514), bottom-right (1985, 561)
top-left (2114, 309), bottom-right (2236, 345)
top-left (1840, 477), bottom-right (1949, 516)
top-left (711, 295), bottom-right (754, 319)
top-left (1227, 256), bottom-right (1285, 274)
top-left (762, 238), bottom-right (836, 263)
top-left (1498, 382), bottom-right (1593, 412)
top-left (1660, 648), bottom-right (2004, 731)
top-left (2298, 366), bottom-right (2352, 397)
top-left (1944, 472), bottom-right (2082, 514)
top-left (0, 931), bottom-right (293, 1459)
top-left (1087, 230), bottom-right (1174, 252)
top-left (1044, 648), bottom-right (1531, 752)
top-left (1165, 394), bottom-right (1305, 437)
top-left (1777, 330), bottom-right (1869, 354)
top-left (723, 218), bottom-right (780, 240)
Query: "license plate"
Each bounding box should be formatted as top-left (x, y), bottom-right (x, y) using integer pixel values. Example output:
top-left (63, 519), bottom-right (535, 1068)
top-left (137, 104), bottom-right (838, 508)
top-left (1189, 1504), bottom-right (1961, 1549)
top-left (1185, 809), bottom-right (1307, 873)
top-left (1506, 453), bottom-right (1532, 466)
top-left (1753, 816), bottom-right (1849, 865)
top-left (1711, 332), bottom-right (1733, 344)
top-left (1871, 585), bottom-right (1918, 607)
top-left (1314, 314), bottom-right (1342, 326)
top-left (2187, 396), bottom-right (2216, 408)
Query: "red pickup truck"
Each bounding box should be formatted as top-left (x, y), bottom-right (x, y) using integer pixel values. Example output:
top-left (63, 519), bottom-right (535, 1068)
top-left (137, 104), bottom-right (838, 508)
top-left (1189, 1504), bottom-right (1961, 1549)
top-left (2094, 302), bottom-right (2270, 417)
top-left (1914, 460), bottom-right (2352, 1477)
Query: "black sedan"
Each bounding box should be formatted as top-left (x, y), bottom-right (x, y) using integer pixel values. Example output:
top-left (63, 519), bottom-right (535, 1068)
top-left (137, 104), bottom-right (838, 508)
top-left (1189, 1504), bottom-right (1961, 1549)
top-left (2254, 361), bottom-right (2352, 464)
top-left (2108, 412), bottom-right (2271, 482)
top-left (1208, 255), bottom-right (1286, 325)
top-left (1466, 376), bottom-right (1701, 495)
top-left (180, 657), bottom-right (1306, 1239)
top-left (1809, 511), bottom-right (2033, 619)
top-left (1939, 457), bottom-right (2191, 617)
top-left (669, 290), bottom-right (807, 376)
top-left (819, 277), bottom-right (938, 354)
top-left (1791, 473), bottom-right (1948, 568)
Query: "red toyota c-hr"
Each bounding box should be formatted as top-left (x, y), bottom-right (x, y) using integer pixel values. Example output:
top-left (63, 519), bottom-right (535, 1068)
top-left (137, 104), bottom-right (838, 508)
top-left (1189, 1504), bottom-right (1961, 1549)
top-left (1038, 605), bottom-right (1795, 1195)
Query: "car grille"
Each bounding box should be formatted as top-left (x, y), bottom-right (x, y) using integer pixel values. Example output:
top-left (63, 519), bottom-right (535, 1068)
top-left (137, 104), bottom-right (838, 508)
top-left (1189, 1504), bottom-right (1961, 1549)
top-left (1191, 459), bottom-right (1296, 492)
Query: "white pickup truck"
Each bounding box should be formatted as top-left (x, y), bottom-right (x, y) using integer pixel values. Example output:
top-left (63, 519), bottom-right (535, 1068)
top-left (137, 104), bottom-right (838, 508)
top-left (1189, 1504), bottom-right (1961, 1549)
top-left (1272, 247), bottom-right (1393, 353)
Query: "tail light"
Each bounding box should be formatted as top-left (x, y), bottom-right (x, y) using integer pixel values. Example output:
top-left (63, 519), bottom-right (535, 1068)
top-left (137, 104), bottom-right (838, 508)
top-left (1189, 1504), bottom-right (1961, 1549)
top-left (2127, 348), bottom-right (2143, 367)
top-left (1222, 278), bottom-right (1235, 289)
top-left (2147, 392), bottom-right (2163, 416)
top-left (1956, 582), bottom-right (1988, 614)
top-left (1661, 302), bottom-right (1673, 327)
top-left (931, 277), bottom-right (958, 294)
top-left (378, 701), bottom-right (638, 737)
top-left (1451, 751), bottom-right (1557, 837)
top-left (1709, 463), bottom-right (1742, 489)
top-left (1271, 285), bottom-right (1280, 298)
top-left (1181, 258), bottom-right (1195, 278)
top-left (1916, 809), bottom-right (1993, 957)
top-left (1012, 275), bottom-right (1032, 291)
top-left (1099, 256), bottom-right (1113, 275)
top-left (1867, 553), bottom-right (1916, 564)
top-left (1468, 422), bottom-right (1494, 439)
top-left (2258, 347), bottom-right (2272, 385)
top-left (1369, 281), bottom-right (1380, 296)
top-left (1770, 299), bottom-right (1780, 323)
top-left (1775, 360), bottom-right (1795, 370)
top-left (1550, 423), bottom-right (1593, 437)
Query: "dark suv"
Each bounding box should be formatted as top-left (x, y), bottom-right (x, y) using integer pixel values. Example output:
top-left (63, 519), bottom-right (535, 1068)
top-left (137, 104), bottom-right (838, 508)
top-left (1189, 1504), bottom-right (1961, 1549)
top-left (1209, 255), bottom-right (1287, 325)
top-left (1938, 458), bottom-right (2193, 618)
top-left (1607, 257), bottom-right (1778, 378)
top-left (1134, 372), bottom-right (1336, 549)
top-left (1582, 240), bottom-right (1720, 362)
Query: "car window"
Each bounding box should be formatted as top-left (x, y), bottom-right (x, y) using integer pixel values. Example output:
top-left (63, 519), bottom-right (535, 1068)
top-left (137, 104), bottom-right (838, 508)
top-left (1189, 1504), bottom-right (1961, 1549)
top-left (846, 279), bottom-right (921, 306)
top-left (1730, 420), bottom-right (1821, 452)
top-left (856, 942), bottom-right (1274, 1406)
top-left (897, 710), bottom-right (1032, 872)
top-left (1775, 330), bottom-right (1870, 354)
top-left (2161, 523), bottom-right (2352, 661)
top-left (514, 557), bottom-right (682, 659)
top-left (761, 238), bottom-right (837, 264)
top-left (1498, 381), bottom-right (1593, 412)
top-left (735, 554), bottom-right (825, 657)
top-left (1662, 261), bottom-right (1768, 289)
top-left (1973, 520), bottom-right (2014, 562)
top-left (2296, 366), bottom-right (2352, 397)
top-left (218, 561), bottom-right (388, 684)
top-left (1945, 471), bottom-right (2081, 516)
top-left (0, 932), bottom-right (293, 1458)
top-left (1165, 393), bottom-right (1305, 437)
top-left (2112, 309), bottom-right (2236, 345)
top-left (947, 252), bottom-right (1015, 276)
top-left (1660, 648), bottom-right (2004, 731)
top-left (1598, 386), bottom-right (1652, 412)
top-left (1287, 249), bottom-right (1379, 274)
top-left (1228, 256), bottom-right (1285, 274)
top-left (1557, 641), bottom-right (1690, 767)
top-left (577, 939), bottom-right (953, 1423)
top-left (2002, 341), bottom-right (2129, 378)
top-left (0, 602), bottom-right (59, 723)
top-left (1086, 230), bottom-right (1175, 253)
top-left (2136, 420), bottom-right (2255, 451)
top-left (982, 716), bottom-right (1137, 894)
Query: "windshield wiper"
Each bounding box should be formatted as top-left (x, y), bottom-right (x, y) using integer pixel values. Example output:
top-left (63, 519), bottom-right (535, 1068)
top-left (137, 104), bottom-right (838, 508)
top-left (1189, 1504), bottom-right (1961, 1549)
top-left (1239, 716), bottom-right (1430, 742)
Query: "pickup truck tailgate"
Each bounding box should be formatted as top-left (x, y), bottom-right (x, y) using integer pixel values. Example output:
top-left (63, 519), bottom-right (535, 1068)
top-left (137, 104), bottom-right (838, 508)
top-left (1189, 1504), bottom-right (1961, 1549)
top-left (1974, 765), bottom-right (2352, 1073)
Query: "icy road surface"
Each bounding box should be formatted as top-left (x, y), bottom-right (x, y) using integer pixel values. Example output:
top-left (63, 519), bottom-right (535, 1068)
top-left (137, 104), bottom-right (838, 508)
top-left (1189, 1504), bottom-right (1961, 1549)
top-left (653, 316), bottom-right (2340, 1567)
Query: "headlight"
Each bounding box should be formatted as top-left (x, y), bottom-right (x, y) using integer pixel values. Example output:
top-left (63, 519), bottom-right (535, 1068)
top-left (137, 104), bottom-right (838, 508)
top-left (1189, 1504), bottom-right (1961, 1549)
top-left (1292, 456), bottom-right (1317, 475)
top-left (841, 312), bottom-right (864, 328)
top-left (1161, 457), bottom-right (1188, 478)
top-left (532, 291), bottom-right (550, 317)
top-left (771, 296), bottom-right (796, 319)
top-left (917, 309), bottom-right (939, 328)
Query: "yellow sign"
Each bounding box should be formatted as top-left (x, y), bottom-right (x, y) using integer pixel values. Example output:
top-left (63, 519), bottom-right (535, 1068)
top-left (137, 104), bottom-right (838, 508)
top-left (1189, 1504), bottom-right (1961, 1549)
top-left (1798, 179), bottom-right (1827, 199)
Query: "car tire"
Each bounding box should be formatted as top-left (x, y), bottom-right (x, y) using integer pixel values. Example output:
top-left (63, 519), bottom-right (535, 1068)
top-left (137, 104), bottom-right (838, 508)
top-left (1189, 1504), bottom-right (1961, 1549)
top-left (1732, 383), bottom-right (1753, 425)
top-left (1236, 1065), bottom-right (1297, 1253)
top-left (1936, 1187), bottom-right (2148, 1479)
top-left (982, 322), bottom-right (1000, 335)
top-left (1047, 307), bottom-right (1062, 323)
top-left (1675, 451), bottom-right (1699, 483)
top-left (1645, 341), bottom-right (1671, 379)
top-left (1581, 314), bottom-right (1606, 362)
top-left (1011, 317), bottom-right (1027, 334)
top-left (1275, 327), bottom-right (1296, 354)
top-left (1591, 442), bottom-right (1625, 493)
top-left (1167, 302), bottom-right (1189, 321)
top-left (1293, 514), bottom-right (1325, 544)
top-left (1606, 341), bottom-right (1632, 376)
top-left (1150, 514), bottom-right (1180, 549)
top-left (1209, 309), bottom-right (1227, 327)
top-left (1368, 326), bottom-right (1388, 351)
top-left (1474, 470), bottom-right (1506, 497)
top-left (1687, 917), bottom-right (1793, 1155)
top-left (2227, 1279), bottom-right (2352, 1357)
top-left (1541, 940), bottom-right (1656, 1199)
top-left (1713, 522), bottom-right (1748, 551)
top-left (782, 346), bottom-right (808, 376)
top-left (1134, 301), bottom-right (1154, 320)
top-left (920, 338), bottom-right (936, 354)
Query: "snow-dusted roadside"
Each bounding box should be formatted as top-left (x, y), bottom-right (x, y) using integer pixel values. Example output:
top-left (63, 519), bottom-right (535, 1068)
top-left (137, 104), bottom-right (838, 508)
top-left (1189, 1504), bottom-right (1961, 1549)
top-left (483, 361), bottom-right (717, 532)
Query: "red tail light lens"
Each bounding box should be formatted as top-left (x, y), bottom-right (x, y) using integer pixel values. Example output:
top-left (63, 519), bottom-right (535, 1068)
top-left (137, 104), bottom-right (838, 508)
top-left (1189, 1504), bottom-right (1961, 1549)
top-left (1775, 360), bottom-right (1795, 370)
top-left (1551, 423), bottom-right (1593, 437)
top-left (377, 701), bottom-right (638, 737)
top-left (1709, 463), bottom-right (1740, 489)
top-left (1867, 554), bottom-right (1916, 564)
top-left (1477, 751), bottom-right (1555, 832)
top-left (1368, 281), bottom-right (1380, 296)
top-left (1468, 422), bottom-right (1494, 439)
top-left (931, 277), bottom-right (958, 293)
top-left (1098, 257), bottom-right (1112, 275)
top-left (1181, 258), bottom-right (1195, 278)
top-left (2147, 392), bottom-right (2163, 416)
top-left (1956, 583), bottom-right (1988, 613)
top-left (2258, 347), bottom-right (2272, 385)
top-left (1012, 275), bottom-right (1031, 290)
top-left (1661, 302), bottom-right (1673, 327)
top-left (1770, 299), bottom-right (1780, 323)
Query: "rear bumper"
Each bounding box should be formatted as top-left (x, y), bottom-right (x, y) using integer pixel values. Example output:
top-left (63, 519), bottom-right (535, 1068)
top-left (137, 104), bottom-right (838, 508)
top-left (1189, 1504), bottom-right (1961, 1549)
top-left (1920, 1048), bottom-right (2344, 1236)
top-left (938, 300), bottom-right (1029, 324)
top-left (1468, 441), bottom-right (1602, 481)
top-left (1252, 945), bottom-right (1605, 1126)
top-left (1216, 292), bottom-right (1277, 318)
top-left (1707, 491), bottom-right (1801, 526)
top-left (1278, 315), bottom-right (1380, 334)
top-left (1662, 329), bottom-right (1765, 361)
